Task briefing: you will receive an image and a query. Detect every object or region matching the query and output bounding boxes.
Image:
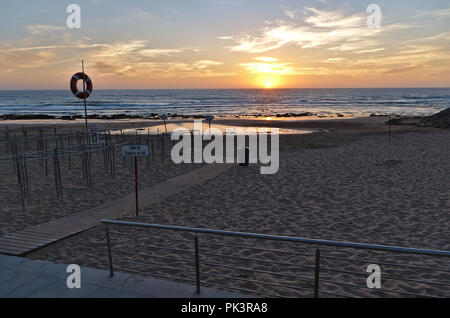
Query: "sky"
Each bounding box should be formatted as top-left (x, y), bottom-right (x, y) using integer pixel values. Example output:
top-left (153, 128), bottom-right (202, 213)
top-left (1, 0), bottom-right (450, 89)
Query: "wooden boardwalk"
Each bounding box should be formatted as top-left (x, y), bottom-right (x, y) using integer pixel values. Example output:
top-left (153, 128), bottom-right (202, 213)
top-left (0, 164), bottom-right (231, 256)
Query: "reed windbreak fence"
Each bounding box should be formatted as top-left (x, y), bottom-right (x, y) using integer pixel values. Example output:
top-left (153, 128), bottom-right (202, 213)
top-left (0, 126), bottom-right (173, 209)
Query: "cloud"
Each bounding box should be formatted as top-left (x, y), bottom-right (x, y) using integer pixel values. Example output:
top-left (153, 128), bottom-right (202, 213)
top-left (382, 64), bottom-right (426, 75)
top-left (25, 24), bottom-right (66, 36)
top-left (0, 36), bottom-right (231, 79)
top-left (253, 57), bottom-right (279, 62)
top-left (96, 60), bottom-right (231, 78)
top-left (82, 41), bottom-right (229, 78)
top-left (0, 44), bottom-right (108, 53)
top-left (220, 7), bottom-right (409, 54)
top-left (94, 40), bottom-right (148, 57)
top-left (326, 57), bottom-right (346, 63)
top-left (354, 48), bottom-right (385, 54)
top-left (239, 57), bottom-right (322, 75)
top-left (403, 32), bottom-right (450, 44)
top-left (413, 8), bottom-right (450, 18)
top-left (281, 5), bottom-right (299, 19)
top-left (303, 7), bottom-right (363, 28)
top-left (138, 48), bottom-right (183, 57)
top-left (192, 60), bottom-right (223, 69)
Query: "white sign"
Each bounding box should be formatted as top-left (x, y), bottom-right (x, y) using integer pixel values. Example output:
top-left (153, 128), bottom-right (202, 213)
top-left (88, 123), bottom-right (98, 131)
top-left (122, 145), bottom-right (149, 157)
top-left (205, 115), bottom-right (214, 121)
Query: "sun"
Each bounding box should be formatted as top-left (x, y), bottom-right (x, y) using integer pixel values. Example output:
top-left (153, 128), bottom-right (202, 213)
top-left (254, 74), bottom-right (281, 88)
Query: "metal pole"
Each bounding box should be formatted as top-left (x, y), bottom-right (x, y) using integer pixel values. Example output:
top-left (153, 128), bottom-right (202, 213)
top-left (135, 156), bottom-right (139, 217)
top-left (22, 154), bottom-right (29, 196)
top-left (82, 60), bottom-right (89, 141)
top-left (16, 157), bottom-right (25, 210)
top-left (45, 140), bottom-right (48, 177)
top-left (194, 234), bottom-right (201, 294)
top-left (105, 225), bottom-right (114, 277)
top-left (53, 149), bottom-right (60, 198)
top-left (314, 247), bottom-right (321, 298)
top-left (388, 115), bottom-right (391, 144)
top-left (68, 134), bottom-right (71, 170)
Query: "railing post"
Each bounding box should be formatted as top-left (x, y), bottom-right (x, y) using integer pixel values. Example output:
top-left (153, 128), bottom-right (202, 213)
top-left (194, 234), bottom-right (201, 294)
top-left (314, 247), bottom-right (320, 298)
top-left (106, 225), bottom-right (114, 277)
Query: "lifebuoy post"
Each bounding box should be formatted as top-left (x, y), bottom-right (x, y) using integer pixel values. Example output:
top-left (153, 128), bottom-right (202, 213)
top-left (70, 60), bottom-right (93, 141)
top-left (81, 60), bottom-right (88, 138)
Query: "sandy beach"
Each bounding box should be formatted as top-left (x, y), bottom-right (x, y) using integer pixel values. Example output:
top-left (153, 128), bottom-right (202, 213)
top-left (1, 116), bottom-right (447, 297)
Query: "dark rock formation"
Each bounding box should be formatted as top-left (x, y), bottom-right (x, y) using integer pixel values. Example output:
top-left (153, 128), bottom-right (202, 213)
top-left (420, 108), bottom-right (450, 128)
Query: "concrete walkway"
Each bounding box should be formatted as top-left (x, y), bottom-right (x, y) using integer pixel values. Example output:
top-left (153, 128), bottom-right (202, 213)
top-left (0, 254), bottom-right (248, 298)
top-left (0, 164), bottom-right (232, 255)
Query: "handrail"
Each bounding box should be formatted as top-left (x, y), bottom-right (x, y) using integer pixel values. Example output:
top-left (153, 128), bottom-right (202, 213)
top-left (101, 219), bottom-right (450, 258)
top-left (102, 219), bottom-right (450, 298)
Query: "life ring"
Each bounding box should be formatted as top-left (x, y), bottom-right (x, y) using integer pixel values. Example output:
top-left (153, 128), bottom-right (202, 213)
top-left (70, 72), bottom-right (93, 99)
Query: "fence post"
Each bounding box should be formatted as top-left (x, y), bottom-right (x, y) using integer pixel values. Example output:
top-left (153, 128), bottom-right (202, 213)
top-left (106, 225), bottom-right (114, 277)
top-left (194, 234), bottom-right (201, 294)
top-left (22, 154), bottom-right (29, 197)
top-left (15, 156), bottom-right (26, 210)
top-left (314, 247), bottom-right (320, 298)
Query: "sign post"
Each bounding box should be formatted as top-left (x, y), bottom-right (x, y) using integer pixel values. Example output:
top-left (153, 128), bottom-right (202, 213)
top-left (205, 115), bottom-right (214, 131)
top-left (161, 114), bottom-right (168, 134)
top-left (122, 145), bottom-right (149, 216)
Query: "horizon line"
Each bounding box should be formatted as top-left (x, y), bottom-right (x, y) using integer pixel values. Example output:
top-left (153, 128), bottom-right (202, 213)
top-left (1, 86), bottom-right (450, 91)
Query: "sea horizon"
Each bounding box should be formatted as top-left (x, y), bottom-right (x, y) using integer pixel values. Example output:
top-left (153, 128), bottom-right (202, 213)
top-left (1, 87), bottom-right (449, 119)
top-left (1, 86), bottom-right (449, 91)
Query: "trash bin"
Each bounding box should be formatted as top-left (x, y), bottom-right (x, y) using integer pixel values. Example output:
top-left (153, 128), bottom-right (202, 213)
top-left (238, 147), bottom-right (249, 166)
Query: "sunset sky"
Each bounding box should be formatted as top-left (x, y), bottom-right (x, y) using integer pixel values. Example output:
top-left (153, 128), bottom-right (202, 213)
top-left (1, 0), bottom-right (450, 89)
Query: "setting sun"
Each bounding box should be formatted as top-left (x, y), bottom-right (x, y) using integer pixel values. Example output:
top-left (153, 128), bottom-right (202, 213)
top-left (255, 75), bottom-right (281, 89)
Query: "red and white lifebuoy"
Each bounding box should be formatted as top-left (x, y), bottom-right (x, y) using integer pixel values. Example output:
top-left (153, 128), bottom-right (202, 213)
top-left (70, 72), bottom-right (93, 99)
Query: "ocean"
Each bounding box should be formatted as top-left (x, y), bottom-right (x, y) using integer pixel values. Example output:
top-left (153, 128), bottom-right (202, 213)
top-left (0, 88), bottom-right (448, 118)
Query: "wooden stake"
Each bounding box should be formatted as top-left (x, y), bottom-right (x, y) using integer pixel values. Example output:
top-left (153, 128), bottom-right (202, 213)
top-left (134, 156), bottom-right (139, 217)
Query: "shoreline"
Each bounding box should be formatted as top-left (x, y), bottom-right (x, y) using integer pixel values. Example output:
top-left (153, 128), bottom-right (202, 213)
top-left (0, 114), bottom-right (418, 129)
top-left (0, 112), bottom-right (388, 121)
top-left (0, 116), bottom-right (444, 138)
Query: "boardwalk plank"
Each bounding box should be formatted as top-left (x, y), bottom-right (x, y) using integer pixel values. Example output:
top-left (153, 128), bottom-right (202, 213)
top-left (0, 164), bottom-right (231, 256)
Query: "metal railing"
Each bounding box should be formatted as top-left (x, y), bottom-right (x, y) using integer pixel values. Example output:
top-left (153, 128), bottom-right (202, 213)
top-left (102, 219), bottom-right (450, 298)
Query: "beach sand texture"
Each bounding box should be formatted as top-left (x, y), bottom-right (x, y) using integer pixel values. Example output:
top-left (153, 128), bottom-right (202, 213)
top-left (19, 118), bottom-right (449, 297)
top-left (0, 130), bottom-right (201, 237)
